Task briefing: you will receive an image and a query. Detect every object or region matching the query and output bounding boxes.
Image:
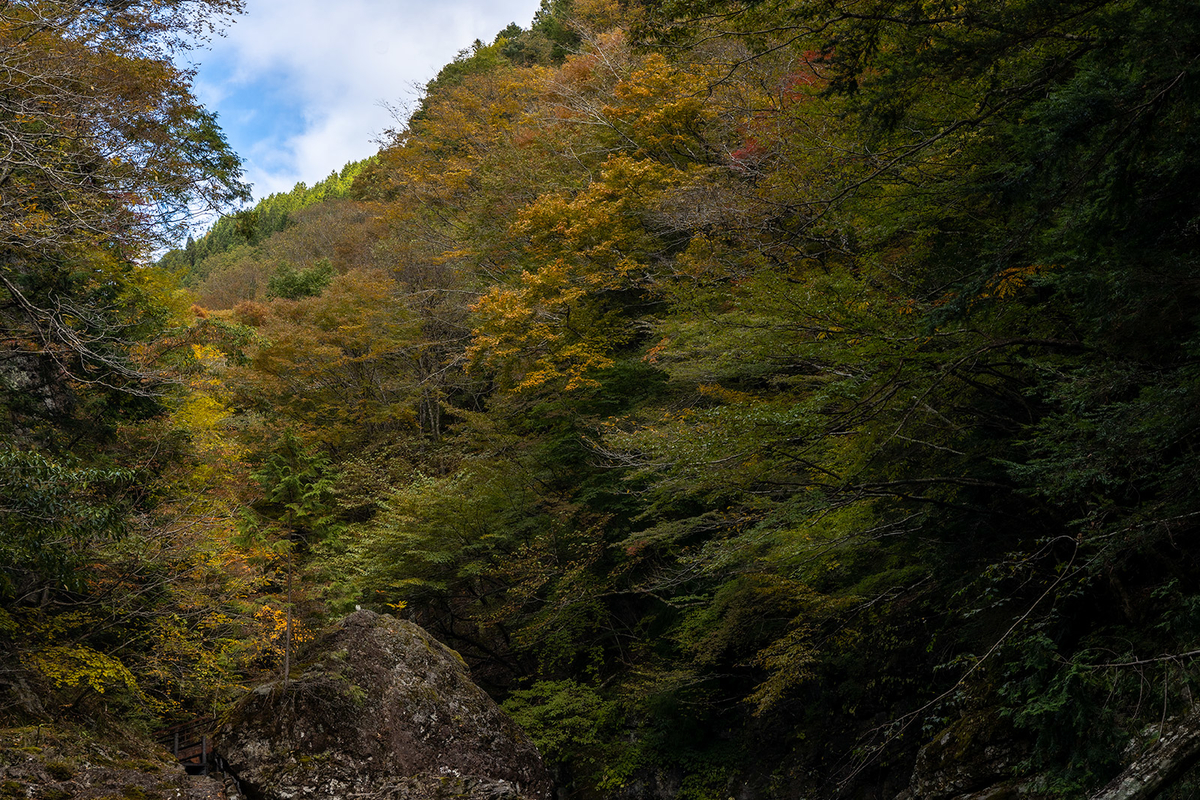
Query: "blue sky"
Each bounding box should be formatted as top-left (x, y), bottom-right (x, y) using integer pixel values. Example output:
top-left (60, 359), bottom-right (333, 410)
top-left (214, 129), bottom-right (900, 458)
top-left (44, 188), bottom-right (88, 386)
top-left (187, 0), bottom-right (545, 201)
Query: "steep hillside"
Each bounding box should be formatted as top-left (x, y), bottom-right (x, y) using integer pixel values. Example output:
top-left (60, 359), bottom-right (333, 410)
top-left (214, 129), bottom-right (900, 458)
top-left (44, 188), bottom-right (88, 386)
top-left (8, 0), bottom-right (1200, 798)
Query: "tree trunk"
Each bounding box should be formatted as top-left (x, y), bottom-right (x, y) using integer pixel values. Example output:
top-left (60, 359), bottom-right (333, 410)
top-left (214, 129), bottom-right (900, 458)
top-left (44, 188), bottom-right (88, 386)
top-left (283, 554), bottom-right (293, 687)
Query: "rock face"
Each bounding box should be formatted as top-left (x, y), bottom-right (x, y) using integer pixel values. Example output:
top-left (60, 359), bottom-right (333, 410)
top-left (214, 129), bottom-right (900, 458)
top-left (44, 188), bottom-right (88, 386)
top-left (894, 708), bottom-right (1030, 800)
top-left (1090, 705), bottom-right (1200, 800)
top-left (0, 722), bottom-right (229, 800)
top-left (217, 610), bottom-right (552, 800)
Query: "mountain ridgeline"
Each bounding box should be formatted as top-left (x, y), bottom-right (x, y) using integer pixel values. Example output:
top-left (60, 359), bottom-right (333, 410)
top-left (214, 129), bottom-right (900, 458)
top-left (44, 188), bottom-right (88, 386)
top-left (6, 0), bottom-right (1200, 798)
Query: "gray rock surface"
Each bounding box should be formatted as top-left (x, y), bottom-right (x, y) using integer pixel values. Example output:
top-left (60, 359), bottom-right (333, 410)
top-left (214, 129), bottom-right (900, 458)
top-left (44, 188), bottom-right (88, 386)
top-left (0, 723), bottom-right (229, 800)
top-left (1090, 705), bottom-right (1200, 800)
top-left (217, 610), bottom-right (552, 800)
top-left (894, 707), bottom-right (1030, 800)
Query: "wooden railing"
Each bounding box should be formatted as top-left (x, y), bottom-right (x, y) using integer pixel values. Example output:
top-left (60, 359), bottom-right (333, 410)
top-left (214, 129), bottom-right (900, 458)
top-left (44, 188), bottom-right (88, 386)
top-left (156, 717), bottom-right (217, 775)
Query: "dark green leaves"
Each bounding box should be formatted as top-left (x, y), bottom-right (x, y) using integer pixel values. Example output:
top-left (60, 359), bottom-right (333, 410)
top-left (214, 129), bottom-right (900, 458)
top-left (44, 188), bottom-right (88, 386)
top-left (0, 448), bottom-right (134, 596)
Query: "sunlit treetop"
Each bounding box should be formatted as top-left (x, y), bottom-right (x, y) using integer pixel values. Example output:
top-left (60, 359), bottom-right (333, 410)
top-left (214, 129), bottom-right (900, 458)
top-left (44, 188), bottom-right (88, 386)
top-left (0, 0), bottom-right (250, 264)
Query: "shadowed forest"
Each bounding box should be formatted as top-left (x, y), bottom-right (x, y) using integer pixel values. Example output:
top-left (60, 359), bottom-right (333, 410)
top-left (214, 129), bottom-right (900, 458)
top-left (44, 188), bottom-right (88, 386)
top-left (5, 0), bottom-right (1200, 797)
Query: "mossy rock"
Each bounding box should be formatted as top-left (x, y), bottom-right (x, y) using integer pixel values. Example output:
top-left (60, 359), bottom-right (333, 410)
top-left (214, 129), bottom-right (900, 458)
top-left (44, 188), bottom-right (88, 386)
top-left (120, 786), bottom-right (162, 800)
top-left (905, 706), bottom-right (1031, 800)
top-left (218, 610), bottom-right (553, 800)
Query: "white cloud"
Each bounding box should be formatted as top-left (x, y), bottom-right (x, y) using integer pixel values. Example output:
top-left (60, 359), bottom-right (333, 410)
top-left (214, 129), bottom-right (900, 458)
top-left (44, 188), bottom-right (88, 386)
top-left (191, 0), bottom-right (545, 200)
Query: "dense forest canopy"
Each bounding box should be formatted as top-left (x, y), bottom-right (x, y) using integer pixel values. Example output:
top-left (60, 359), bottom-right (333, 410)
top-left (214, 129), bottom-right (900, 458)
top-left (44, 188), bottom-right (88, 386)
top-left (5, 0), bottom-right (1200, 797)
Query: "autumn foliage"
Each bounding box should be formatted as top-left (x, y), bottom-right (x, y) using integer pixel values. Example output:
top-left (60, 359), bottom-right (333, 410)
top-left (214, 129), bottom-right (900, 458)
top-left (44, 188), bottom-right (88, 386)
top-left (8, 0), bottom-right (1200, 797)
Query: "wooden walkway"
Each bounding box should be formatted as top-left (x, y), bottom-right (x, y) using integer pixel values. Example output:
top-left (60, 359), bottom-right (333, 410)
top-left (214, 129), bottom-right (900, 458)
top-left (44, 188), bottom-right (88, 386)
top-left (156, 717), bottom-right (217, 775)
top-left (154, 716), bottom-right (244, 798)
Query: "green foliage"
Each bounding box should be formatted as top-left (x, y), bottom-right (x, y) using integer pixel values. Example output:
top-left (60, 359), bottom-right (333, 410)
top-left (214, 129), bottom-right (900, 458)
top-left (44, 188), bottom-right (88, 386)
top-left (266, 260), bottom-right (335, 300)
top-left (421, 39), bottom-right (512, 103)
top-left (0, 449), bottom-right (133, 596)
top-left (245, 431), bottom-right (341, 548)
top-left (501, 679), bottom-right (621, 766)
top-left (529, 0), bottom-right (581, 61)
top-left (495, 22), bottom-right (555, 67)
top-left (352, 464), bottom-right (544, 619)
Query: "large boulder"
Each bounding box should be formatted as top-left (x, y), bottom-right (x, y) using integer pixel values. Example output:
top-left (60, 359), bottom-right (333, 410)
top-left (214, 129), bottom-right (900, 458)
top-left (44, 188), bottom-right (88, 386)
top-left (894, 706), bottom-right (1030, 800)
top-left (217, 610), bottom-right (552, 800)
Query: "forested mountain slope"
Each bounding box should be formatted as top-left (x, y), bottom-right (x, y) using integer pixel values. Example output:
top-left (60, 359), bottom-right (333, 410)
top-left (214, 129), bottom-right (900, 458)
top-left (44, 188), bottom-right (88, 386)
top-left (7, 0), bottom-right (1200, 798)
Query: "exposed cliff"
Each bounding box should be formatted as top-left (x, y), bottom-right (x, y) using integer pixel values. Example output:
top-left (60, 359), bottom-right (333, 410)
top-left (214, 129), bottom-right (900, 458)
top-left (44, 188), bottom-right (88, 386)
top-left (217, 610), bottom-right (552, 800)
